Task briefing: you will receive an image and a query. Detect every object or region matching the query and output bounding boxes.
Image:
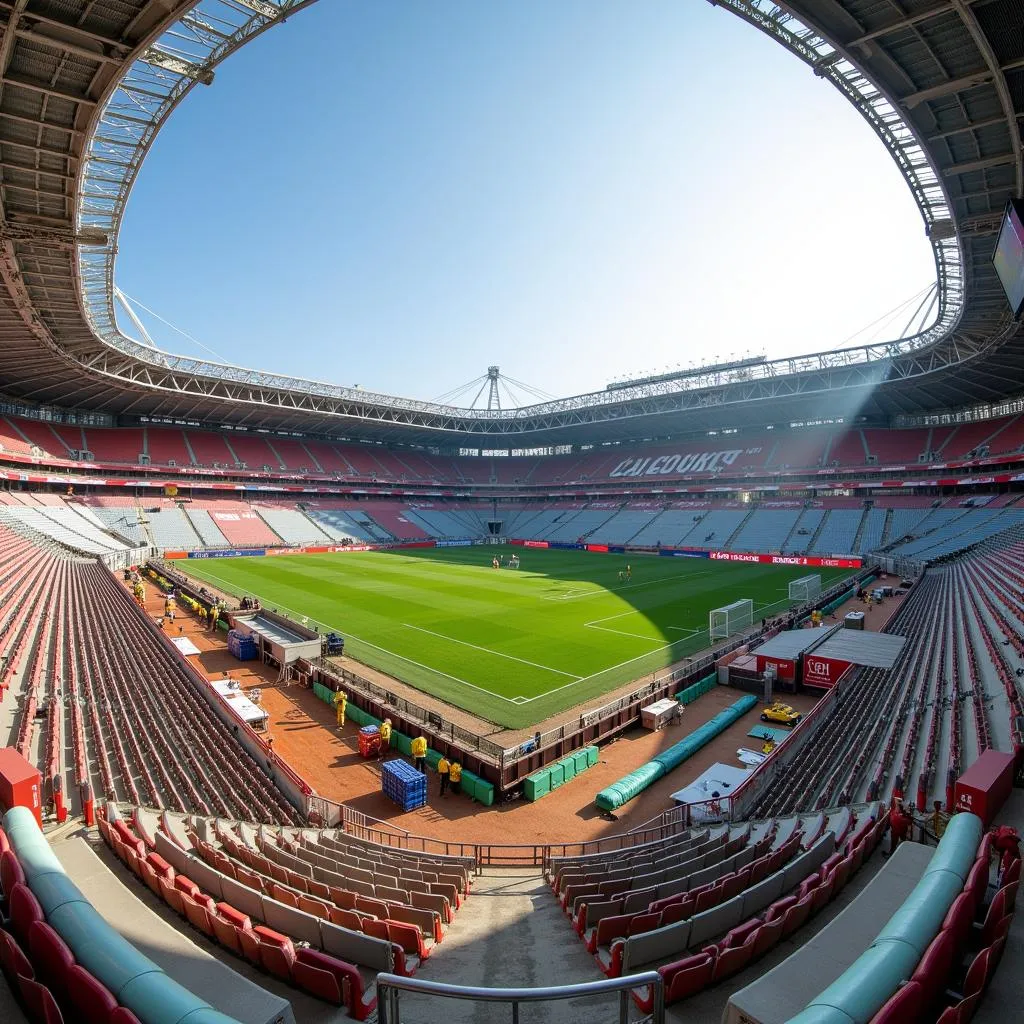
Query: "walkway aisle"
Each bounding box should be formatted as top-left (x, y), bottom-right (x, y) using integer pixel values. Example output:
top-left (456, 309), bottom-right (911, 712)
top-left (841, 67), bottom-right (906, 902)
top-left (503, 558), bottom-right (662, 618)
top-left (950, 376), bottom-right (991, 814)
top-left (399, 868), bottom-right (612, 1024)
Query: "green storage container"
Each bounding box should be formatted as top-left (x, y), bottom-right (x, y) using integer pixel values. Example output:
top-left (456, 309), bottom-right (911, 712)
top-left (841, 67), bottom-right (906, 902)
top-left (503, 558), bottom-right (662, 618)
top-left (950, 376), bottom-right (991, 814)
top-left (585, 745), bottom-right (599, 767)
top-left (462, 770), bottom-right (488, 804)
top-left (573, 749), bottom-right (590, 774)
top-left (393, 731), bottom-right (413, 756)
top-left (425, 749), bottom-right (442, 771)
top-left (549, 762), bottom-right (565, 789)
top-left (524, 769), bottom-right (551, 802)
top-left (560, 756), bottom-right (576, 782)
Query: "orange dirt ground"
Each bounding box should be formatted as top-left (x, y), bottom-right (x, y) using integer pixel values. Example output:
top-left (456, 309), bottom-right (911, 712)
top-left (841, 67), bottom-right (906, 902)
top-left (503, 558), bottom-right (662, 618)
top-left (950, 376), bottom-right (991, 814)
top-left (138, 577), bottom-right (905, 847)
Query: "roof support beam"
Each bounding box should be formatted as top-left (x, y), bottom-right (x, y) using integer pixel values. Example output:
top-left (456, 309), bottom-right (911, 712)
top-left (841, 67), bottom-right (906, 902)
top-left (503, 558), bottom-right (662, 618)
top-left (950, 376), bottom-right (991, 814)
top-left (0, 137), bottom-right (77, 161)
top-left (1, 74), bottom-right (98, 107)
top-left (139, 48), bottom-right (214, 85)
top-left (926, 114), bottom-right (1017, 142)
top-left (950, 0), bottom-right (1024, 197)
top-left (847, 1), bottom-right (957, 47)
top-left (902, 70), bottom-right (992, 107)
top-left (233, 0), bottom-right (282, 18)
top-left (0, 160), bottom-right (75, 181)
top-left (12, 27), bottom-right (116, 65)
top-left (10, 10), bottom-right (133, 54)
top-left (942, 153), bottom-right (1018, 177)
top-left (0, 110), bottom-right (79, 135)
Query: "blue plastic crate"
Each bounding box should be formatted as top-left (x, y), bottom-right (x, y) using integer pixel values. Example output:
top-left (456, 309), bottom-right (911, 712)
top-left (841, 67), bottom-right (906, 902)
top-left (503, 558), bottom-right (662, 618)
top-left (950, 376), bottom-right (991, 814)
top-left (381, 760), bottom-right (427, 810)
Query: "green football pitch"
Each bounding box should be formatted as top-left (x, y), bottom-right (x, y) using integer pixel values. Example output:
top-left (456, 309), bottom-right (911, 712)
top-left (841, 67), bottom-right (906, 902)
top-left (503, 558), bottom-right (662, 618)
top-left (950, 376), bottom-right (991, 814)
top-left (175, 548), bottom-right (851, 729)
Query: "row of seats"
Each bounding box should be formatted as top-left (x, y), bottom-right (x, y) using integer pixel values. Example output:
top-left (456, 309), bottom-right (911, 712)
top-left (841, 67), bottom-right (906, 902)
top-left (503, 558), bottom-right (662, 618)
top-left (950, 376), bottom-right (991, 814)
top-left (750, 577), bottom-right (941, 816)
top-left (1, 806), bottom-right (234, 1024)
top-left (96, 808), bottom-right (375, 1019)
top-left (868, 831), bottom-right (1016, 1024)
top-left (201, 825), bottom-right (453, 939)
top-left (628, 807), bottom-right (885, 1010)
top-left (0, 525), bottom-right (300, 826)
top-left (1, 828), bottom-right (143, 1024)
top-left (8, 416), bottom-right (1024, 485)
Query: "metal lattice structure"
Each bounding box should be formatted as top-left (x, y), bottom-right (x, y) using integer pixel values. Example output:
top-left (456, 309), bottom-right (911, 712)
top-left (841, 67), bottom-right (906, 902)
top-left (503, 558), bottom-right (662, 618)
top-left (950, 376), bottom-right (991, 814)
top-left (0, 1), bottom-right (1020, 446)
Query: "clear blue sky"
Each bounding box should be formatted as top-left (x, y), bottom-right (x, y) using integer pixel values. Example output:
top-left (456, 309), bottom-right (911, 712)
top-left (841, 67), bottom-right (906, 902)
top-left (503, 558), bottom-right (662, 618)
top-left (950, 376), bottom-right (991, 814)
top-left (116, 0), bottom-right (936, 404)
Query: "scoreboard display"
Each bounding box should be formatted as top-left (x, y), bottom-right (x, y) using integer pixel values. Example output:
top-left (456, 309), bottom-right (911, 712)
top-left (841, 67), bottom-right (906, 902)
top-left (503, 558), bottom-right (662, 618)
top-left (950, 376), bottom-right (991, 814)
top-left (992, 198), bottom-right (1024, 319)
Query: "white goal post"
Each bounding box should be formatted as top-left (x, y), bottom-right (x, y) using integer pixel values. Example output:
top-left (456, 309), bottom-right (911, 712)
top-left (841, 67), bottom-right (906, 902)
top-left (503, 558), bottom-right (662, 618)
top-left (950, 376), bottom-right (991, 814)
top-left (789, 574), bottom-right (822, 604)
top-left (710, 599), bottom-right (754, 640)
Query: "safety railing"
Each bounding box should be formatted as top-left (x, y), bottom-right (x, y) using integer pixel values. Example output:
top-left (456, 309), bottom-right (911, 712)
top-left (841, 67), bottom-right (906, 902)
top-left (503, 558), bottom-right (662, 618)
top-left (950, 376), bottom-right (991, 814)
top-left (376, 971), bottom-right (664, 1024)
top-left (339, 803), bottom-right (693, 867)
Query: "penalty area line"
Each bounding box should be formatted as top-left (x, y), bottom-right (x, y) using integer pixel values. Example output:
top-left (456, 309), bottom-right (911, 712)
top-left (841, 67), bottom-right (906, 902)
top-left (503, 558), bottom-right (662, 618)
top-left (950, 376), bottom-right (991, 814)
top-left (402, 624), bottom-right (582, 680)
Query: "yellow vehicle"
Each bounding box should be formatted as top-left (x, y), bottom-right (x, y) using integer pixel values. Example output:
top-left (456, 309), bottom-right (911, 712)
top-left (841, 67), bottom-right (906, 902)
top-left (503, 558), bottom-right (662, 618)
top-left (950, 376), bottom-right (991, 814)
top-left (760, 702), bottom-right (802, 727)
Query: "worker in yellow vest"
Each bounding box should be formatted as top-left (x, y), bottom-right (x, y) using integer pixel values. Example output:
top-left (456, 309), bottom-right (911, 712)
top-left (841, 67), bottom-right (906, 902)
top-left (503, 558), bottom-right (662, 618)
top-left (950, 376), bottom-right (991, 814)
top-left (334, 690), bottom-right (347, 729)
top-left (449, 760), bottom-right (462, 795)
top-left (378, 718), bottom-right (392, 759)
top-left (437, 755), bottom-right (450, 796)
top-left (411, 735), bottom-right (427, 774)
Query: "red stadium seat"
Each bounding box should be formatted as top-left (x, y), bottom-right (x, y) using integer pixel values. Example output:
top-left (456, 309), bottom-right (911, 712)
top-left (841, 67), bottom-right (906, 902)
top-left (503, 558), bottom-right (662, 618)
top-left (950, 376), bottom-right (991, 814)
top-left (66, 964), bottom-right (118, 1024)
top-left (870, 980), bottom-right (924, 1023)
top-left (17, 975), bottom-right (65, 1024)
top-left (0, 927), bottom-right (33, 983)
top-left (27, 921), bottom-right (75, 1005)
top-left (9, 883), bottom-right (44, 946)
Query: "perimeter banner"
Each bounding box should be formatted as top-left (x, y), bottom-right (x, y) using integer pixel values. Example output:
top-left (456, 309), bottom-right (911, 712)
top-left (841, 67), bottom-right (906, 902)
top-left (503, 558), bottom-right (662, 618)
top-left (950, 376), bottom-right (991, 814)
top-left (188, 548), bottom-right (266, 559)
top-left (709, 552), bottom-right (862, 569)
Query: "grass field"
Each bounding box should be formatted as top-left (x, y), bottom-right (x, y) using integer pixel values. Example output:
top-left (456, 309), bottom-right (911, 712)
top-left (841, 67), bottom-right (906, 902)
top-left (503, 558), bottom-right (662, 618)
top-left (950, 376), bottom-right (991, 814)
top-left (175, 548), bottom-right (851, 728)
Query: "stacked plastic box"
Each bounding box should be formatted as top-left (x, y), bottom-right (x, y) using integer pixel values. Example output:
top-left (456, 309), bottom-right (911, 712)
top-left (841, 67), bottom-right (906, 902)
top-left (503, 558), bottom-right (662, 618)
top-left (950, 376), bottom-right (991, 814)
top-left (381, 759), bottom-right (427, 811)
top-left (226, 629), bottom-right (258, 661)
top-left (358, 725), bottom-right (381, 758)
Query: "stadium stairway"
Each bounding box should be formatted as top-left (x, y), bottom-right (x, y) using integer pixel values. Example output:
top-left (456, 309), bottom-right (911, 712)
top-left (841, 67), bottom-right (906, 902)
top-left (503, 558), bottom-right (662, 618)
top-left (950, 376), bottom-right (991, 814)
top-left (392, 867), bottom-right (605, 1024)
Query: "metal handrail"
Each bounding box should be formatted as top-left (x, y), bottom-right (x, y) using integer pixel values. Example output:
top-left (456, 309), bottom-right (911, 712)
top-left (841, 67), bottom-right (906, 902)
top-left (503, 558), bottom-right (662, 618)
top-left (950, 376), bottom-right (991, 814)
top-left (376, 971), bottom-right (664, 1024)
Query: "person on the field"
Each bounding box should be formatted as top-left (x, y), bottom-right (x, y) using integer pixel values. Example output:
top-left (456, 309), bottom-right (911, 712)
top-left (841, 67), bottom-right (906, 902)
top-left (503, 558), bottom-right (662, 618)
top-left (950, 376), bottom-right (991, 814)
top-left (411, 734), bottom-right (427, 773)
top-left (626, 564), bottom-right (632, 580)
top-left (492, 556), bottom-right (499, 569)
top-left (437, 755), bottom-right (450, 796)
top-left (379, 718), bottom-right (392, 758)
top-left (449, 760), bottom-right (462, 795)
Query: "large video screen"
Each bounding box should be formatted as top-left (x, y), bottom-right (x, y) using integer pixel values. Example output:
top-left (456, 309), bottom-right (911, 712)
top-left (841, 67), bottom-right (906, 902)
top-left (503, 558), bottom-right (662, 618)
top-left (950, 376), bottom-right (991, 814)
top-left (992, 199), bottom-right (1024, 318)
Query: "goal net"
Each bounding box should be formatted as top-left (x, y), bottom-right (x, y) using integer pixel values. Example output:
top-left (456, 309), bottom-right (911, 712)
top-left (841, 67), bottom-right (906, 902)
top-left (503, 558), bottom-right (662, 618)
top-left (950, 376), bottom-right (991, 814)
top-left (788, 574), bottom-right (822, 604)
top-left (710, 599), bottom-right (754, 640)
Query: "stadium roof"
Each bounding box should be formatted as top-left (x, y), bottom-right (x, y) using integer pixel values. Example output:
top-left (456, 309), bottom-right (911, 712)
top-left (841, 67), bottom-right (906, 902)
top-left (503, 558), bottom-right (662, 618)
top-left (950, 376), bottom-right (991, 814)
top-left (0, 1), bottom-right (1021, 446)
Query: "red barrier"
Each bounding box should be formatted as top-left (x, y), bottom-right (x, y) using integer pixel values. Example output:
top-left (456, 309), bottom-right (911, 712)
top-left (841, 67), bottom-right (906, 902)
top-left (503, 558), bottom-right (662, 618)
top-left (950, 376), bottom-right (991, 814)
top-left (0, 748), bottom-right (42, 827)
top-left (954, 750), bottom-right (1015, 826)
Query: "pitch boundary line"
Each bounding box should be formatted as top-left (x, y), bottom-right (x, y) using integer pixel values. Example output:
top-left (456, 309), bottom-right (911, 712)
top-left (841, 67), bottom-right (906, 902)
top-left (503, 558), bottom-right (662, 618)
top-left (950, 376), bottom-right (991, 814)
top-left (585, 624), bottom-right (668, 642)
top-left (174, 562), bottom-right (812, 713)
top-left (401, 624), bottom-right (582, 680)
